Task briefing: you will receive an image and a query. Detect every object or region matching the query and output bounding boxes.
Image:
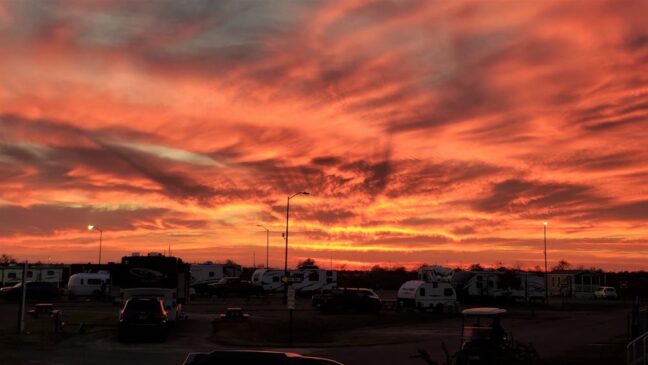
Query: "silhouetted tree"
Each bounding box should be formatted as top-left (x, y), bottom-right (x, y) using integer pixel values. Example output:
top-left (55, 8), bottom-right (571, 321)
top-left (0, 254), bottom-right (16, 264)
top-left (552, 259), bottom-right (571, 271)
top-left (468, 263), bottom-right (484, 271)
top-left (224, 259), bottom-right (238, 266)
top-left (297, 258), bottom-right (316, 268)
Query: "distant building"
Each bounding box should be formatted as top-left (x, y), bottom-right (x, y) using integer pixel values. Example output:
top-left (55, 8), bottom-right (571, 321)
top-left (547, 270), bottom-right (601, 297)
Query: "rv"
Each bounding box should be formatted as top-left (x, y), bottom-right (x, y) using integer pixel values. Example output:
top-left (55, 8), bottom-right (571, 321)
top-left (452, 270), bottom-right (545, 301)
top-left (397, 280), bottom-right (458, 312)
top-left (110, 253), bottom-right (190, 322)
top-left (418, 265), bottom-right (455, 282)
top-left (251, 267), bottom-right (337, 293)
top-left (190, 263), bottom-right (242, 295)
top-left (66, 271), bottom-right (110, 297)
top-left (1, 265), bottom-right (65, 287)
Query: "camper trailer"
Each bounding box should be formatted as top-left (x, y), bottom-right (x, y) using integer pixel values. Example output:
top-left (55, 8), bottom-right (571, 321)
top-left (1, 265), bottom-right (65, 287)
top-left (66, 271), bottom-right (110, 297)
top-left (452, 270), bottom-right (545, 301)
top-left (251, 268), bottom-right (337, 293)
top-left (397, 280), bottom-right (458, 312)
top-left (418, 265), bottom-right (455, 282)
top-left (190, 263), bottom-right (242, 295)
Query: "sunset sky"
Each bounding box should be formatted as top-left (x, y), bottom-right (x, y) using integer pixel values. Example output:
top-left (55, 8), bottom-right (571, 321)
top-left (1, 0), bottom-right (647, 271)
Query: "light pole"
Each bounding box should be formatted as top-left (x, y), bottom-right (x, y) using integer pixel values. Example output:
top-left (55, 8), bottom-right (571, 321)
top-left (257, 225), bottom-right (270, 269)
top-left (284, 191), bottom-right (309, 304)
top-left (88, 225), bottom-right (103, 265)
top-left (543, 221), bottom-right (548, 301)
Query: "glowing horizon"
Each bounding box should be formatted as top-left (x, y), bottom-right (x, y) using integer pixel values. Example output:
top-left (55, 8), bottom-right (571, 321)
top-left (1, 1), bottom-right (647, 271)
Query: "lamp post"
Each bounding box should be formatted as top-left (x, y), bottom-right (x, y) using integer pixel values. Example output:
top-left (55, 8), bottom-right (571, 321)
top-left (543, 221), bottom-right (548, 301)
top-left (88, 225), bottom-right (103, 265)
top-left (257, 224), bottom-right (270, 269)
top-left (284, 191), bottom-right (309, 304)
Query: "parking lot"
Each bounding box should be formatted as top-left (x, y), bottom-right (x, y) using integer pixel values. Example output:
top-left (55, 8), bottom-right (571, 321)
top-left (0, 295), bottom-right (629, 365)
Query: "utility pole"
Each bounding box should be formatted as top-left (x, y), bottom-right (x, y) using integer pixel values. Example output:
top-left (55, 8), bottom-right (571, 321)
top-left (17, 261), bottom-right (27, 334)
top-left (544, 222), bottom-right (548, 301)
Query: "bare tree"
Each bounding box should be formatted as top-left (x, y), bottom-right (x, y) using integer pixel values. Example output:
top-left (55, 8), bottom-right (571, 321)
top-left (552, 259), bottom-right (571, 271)
top-left (0, 254), bottom-right (16, 264)
top-left (297, 258), bottom-right (316, 268)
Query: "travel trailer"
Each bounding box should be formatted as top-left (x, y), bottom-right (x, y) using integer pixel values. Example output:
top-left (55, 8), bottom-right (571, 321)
top-left (452, 270), bottom-right (545, 301)
top-left (397, 280), bottom-right (458, 312)
top-left (418, 265), bottom-right (455, 282)
top-left (251, 267), bottom-right (337, 293)
top-left (190, 263), bottom-right (242, 295)
top-left (66, 271), bottom-right (110, 297)
top-left (1, 265), bottom-right (65, 287)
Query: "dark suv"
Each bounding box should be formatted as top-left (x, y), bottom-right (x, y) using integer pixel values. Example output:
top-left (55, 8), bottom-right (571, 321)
top-left (319, 288), bottom-right (381, 313)
top-left (0, 281), bottom-right (60, 301)
top-left (118, 297), bottom-right (168, 341)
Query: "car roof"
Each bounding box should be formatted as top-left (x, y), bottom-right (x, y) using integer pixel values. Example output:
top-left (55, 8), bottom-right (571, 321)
top-left (462, 307), bottom-right (507, 316)
top-left (183, 350), bottom-right (343, 365)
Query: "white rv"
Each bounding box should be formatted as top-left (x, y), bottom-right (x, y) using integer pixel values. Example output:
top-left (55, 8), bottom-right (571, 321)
top-left (190, 263), bottom-right (242, 288)
top-left (397, 280), bottom-right (458, 312)
top-left (67, 272), bottom-right (110, 297)
top-left (251, 268), bottom-right (337, 293)
top-left (418, 265), bottom-right (455, 282)
top-left (1, 266), bottom-right (64, 287)
top-left (453, 271), bottom-right (546, 300)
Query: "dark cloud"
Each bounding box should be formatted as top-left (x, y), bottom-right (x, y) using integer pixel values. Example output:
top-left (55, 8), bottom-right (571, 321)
top-left (0, 204), bottom-right (169, 236)
top-left (473, 179), bottom-right (608, 214)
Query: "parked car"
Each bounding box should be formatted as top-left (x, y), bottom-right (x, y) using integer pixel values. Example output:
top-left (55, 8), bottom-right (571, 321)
top-left (207, 277), bottom-right (263, 297)
top-left (311, 289), bottom-right (333, 308)
top-left (594, 286), bottom-right (618, 299)
top-left (319, 288), bottom-right (381, 313)
top-left (118, 297), bottom-right (168, 341)
top-left (0, 281), bottom-right (60, 301)
top-left (218, 307), bottom-right (250, 321)
top-left (183, 350), bottom-right (344, 365)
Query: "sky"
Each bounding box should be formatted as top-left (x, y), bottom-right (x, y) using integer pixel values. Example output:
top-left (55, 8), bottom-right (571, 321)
top-left (1, 0), bottom-right (647, 271)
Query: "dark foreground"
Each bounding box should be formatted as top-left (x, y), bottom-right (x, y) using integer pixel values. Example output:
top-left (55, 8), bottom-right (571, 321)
top-left (0, 295), bottom-right (629, 365)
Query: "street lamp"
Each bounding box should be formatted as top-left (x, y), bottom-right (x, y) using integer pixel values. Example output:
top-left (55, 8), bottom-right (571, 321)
top-left (543, 221), bottom-right (548, 301)
top-left (284, 191), bottom-right (309, 303)
top-left (257, 224), bottom-right (270, 269)
top-left (88, 225), bottom-right (104, 265)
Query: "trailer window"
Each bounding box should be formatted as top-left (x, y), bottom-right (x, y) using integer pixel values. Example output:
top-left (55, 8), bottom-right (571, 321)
top-left (419, 288), bottom-right (425, 296)
top-left (88, 279), bottom-right (102, 285)
top-left (272, 276), bottom-right (280, 283)
top-left (326, 278), bottom-right (333, 284)
top-left (47, 271), bottom-right (55, 276)
top-left (209, 272), bottom-right (214, 277)
top-left (476, 282), bottom-right (482, 289)
top-left (80, 279), bottom-right (84, 285)
top-left (432, 282), bottom-right (438, 288)
top-left (444, 288), bottom-right (454, 296)
top-left (326, 270), bottom-right (333, 276)
top-left (308, 271), bottom-right (320, 281)
top-left (26, 271), bottom-right (33, 278)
